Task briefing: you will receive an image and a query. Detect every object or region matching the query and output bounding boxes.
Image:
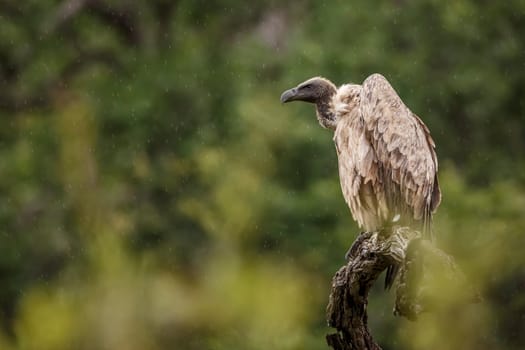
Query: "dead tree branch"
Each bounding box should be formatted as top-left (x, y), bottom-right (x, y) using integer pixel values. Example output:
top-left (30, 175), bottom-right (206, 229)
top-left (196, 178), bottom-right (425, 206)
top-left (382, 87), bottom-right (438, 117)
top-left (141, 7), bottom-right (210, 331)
top-left (325, 227), bottom-right (479, 350)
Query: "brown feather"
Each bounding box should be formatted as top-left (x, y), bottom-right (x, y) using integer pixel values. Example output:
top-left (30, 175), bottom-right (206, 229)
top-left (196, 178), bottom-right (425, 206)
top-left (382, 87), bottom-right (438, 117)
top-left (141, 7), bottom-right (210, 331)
top-left (333, 74), bottom-right (440, 235)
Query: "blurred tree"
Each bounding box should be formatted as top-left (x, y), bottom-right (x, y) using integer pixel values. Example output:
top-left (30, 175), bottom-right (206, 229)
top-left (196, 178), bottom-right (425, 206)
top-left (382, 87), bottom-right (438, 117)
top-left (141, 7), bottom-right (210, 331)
top-left (0, 0), bottom-right (523, 349)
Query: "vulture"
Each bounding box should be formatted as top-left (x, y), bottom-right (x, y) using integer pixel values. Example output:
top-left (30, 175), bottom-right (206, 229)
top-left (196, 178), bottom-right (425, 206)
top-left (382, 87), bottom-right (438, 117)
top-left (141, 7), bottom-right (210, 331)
top-left (280, 73), bottom-right (441, 289)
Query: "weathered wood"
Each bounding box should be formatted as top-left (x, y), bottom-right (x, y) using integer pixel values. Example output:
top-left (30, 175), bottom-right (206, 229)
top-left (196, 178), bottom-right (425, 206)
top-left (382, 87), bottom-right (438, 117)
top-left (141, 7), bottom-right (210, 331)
top-left (326, 226), bottom-right (478, 350)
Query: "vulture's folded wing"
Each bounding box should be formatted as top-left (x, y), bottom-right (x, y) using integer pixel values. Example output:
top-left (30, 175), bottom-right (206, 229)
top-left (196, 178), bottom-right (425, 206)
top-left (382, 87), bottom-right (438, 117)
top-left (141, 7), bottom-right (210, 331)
top-left (359, 74), bottom-right (441, 222)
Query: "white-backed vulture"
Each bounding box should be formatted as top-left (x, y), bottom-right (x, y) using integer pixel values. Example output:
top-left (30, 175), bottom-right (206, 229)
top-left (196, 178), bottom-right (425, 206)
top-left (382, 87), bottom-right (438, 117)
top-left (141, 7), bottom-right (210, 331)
top-left (280, 73), bottom-right (441, 289)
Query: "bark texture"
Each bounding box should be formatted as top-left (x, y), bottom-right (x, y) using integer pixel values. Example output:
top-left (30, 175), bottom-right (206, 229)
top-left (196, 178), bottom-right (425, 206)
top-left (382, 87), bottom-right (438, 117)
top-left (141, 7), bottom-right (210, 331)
top-left (325, 226), bottom-right (478, 350)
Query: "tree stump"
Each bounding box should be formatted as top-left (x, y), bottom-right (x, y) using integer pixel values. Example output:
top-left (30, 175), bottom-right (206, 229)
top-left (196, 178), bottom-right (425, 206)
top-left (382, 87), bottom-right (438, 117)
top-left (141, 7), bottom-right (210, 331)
top-left (325, 226), bottom-right (479, 350)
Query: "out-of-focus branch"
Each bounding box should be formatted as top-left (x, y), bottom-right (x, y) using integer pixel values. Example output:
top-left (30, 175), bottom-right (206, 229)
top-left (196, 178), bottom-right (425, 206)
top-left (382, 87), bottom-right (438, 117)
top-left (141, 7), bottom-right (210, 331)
top-left (43, 0), bottom-right (92, 35)
top-left (0, 50), bottom-right (121, 113)
top-left (153, 0), bottom-right (178, 47)
top-left (86, 1), bottom-right (141, 45)
top-left (54, 0), bottom-right (91, 24)
top-left (46, 0), bottom-right (141, 45)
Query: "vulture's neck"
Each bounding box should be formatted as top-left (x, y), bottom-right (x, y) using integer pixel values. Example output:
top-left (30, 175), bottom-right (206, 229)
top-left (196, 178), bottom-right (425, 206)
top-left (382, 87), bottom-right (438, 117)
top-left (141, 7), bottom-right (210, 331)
top-left (316, 95), bottom-right (337, 130)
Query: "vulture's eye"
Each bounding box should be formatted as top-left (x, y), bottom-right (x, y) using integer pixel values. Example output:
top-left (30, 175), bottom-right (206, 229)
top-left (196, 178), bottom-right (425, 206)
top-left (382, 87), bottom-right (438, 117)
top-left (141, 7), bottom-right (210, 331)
top-left (303, 84), bottom-right (312, 89)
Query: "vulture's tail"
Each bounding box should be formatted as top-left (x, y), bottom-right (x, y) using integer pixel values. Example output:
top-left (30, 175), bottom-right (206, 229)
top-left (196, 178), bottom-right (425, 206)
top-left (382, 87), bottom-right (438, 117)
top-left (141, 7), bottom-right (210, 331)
top-left (384, 264), bottom-right (399, 290)
top-left (423, 209), bottom-right (433, 240)
top-left (424, 173), bottom-right (441, 241)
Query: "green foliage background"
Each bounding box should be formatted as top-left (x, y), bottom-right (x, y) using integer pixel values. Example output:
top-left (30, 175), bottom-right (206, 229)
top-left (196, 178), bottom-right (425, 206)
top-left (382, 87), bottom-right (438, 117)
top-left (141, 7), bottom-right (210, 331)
top-left (0, 1), bottom-right (524, 349)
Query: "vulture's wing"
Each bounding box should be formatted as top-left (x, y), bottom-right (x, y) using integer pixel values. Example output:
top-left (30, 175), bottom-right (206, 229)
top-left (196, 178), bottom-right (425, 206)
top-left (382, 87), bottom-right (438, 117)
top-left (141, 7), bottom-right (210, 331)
top-left (360, 74), bottom-right (441, 224)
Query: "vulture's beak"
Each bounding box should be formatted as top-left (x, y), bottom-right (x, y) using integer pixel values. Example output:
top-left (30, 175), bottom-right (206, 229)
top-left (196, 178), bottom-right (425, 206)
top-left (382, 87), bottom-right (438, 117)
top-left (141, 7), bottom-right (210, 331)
top-left (280, 88), bottom-right (297, 103)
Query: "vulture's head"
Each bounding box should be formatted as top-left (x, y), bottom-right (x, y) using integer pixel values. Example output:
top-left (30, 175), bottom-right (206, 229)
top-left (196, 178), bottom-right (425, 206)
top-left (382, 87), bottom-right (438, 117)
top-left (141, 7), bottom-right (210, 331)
top-left (280, 77), bottom-right (339, 129)
top-left (280, 77), bottom-right (337, 104)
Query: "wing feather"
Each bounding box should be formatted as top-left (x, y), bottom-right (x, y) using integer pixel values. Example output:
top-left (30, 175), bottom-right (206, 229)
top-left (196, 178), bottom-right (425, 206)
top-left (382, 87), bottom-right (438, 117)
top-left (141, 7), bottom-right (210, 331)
top-left (360, 74), bottom-right (441, 228)
top-left (334, 109), bottom-right (384, 231)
